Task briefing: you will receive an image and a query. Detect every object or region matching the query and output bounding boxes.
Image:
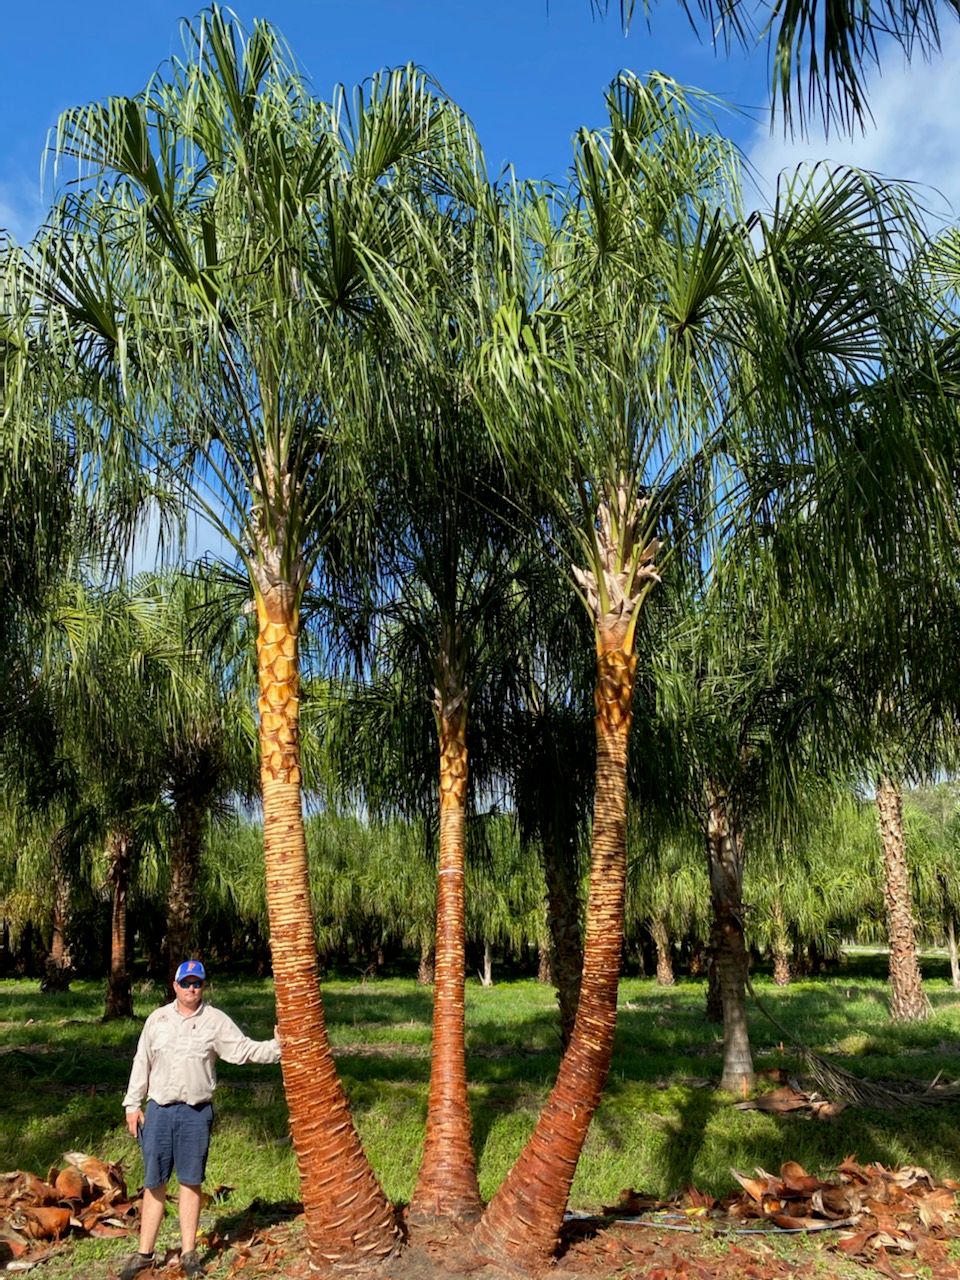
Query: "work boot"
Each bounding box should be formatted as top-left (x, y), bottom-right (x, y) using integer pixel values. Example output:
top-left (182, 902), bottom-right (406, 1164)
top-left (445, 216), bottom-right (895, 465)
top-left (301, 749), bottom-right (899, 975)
top-left (180, 1249), bottom-right (204, 1276)
top-left (117, 1253), bottom-right (155, 1279)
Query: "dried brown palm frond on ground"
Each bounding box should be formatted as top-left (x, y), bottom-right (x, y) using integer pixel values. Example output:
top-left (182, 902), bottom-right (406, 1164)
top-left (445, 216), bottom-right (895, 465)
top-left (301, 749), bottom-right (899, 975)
top-left (600, 1157), bottom-right (960, 1267)
top-left (0, 1151), bottom-right (138, 1267)
top-left (746, 975), bottom-right (960, 1108)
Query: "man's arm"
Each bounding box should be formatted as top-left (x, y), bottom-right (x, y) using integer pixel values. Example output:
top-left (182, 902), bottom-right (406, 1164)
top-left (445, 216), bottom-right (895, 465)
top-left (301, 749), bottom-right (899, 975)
top-left (212, 1009), bottom-right (281, 1066)
top-left (122, 1022), bottom-right (152, 1131)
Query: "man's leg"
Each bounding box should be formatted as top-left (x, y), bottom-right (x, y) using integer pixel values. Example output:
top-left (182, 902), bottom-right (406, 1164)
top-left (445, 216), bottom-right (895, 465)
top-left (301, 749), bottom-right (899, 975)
top-left (178, 1184), bottom-right (202, 1254)
top-left (171, 1102), bottom-right (212, 1268)
top-left (138, 1184), bottom-right (168, 1253)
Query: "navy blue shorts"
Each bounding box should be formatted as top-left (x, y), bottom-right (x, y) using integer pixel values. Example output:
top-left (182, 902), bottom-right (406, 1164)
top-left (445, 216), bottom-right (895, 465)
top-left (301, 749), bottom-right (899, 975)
top-left (140, 1100), bottom-right (213, 1188)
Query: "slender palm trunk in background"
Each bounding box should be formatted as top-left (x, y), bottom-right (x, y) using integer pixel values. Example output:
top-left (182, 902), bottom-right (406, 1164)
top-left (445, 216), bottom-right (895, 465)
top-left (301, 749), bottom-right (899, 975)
top-left (875, 775), bottom-right (930, 1022)
top-left (539, 814), bottom-right (584, 1049)
top-left (47, 898), bottom-right (69, 982)
top-left (409, 664), bottom-right (482, 1223)
top-left (166, 796), bottom-right (202, 980)
top-left (652, 918), bottom-right (675, 986)
top-left (481, 941), bottom-right (495, 987)
top-left (256, 588), bottom-right (399, 1268)
top-left (771, 896), bottom-right (791, 986)
top-left (103, 829), bottom-right (133, 1020)
top-left (473, 644), bottom-right (636, 1267)
top-left (706, 791), bottom-right (754, 1094)
top-left (417, 938), bottom-right (434, 985)
top-left (43, 840), bottom-right (73, 992)
top-left (947, 916), bottom-right (960, 991)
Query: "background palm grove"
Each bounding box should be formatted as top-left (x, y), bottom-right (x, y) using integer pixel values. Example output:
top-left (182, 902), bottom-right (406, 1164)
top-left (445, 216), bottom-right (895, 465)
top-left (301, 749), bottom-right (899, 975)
top-left (4, 3), bottom-right (960, 1275)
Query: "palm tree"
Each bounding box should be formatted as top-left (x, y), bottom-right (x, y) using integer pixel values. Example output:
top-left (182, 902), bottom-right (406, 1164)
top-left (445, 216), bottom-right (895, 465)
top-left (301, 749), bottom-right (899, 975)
top-left (594, 0), bottom-right (960, 131)
top-left (504, 554), bottom-right (596, 1047)
top-left (627, 831), bottom-right (707, 988)
top-left (474, 80), bottom-right (938, 1261)
top-left (35, 9), bottom-right (480, 1264)
top-left (465, 814), bottom-right (546, 986)
top-left (723, 161), bottom-right (960, 1027)
top-left (144, 570), bottom-right (259, 980)
top-left (312, 145), bottom-right (552, 1222)
top-left (34, 580), bottom-right (179, 1018)
top-left (472, 74), bottom-right (749, 1266)
top-left (313, 478), bottom-right (531, 1224)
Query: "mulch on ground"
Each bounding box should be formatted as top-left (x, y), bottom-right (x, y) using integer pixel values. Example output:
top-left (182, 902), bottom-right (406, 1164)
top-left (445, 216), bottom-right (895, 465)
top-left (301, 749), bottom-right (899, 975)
top-left (3, 1156), bottom-right (960, 1278)
top-left (199, 1159), bottom-right (960, 1280)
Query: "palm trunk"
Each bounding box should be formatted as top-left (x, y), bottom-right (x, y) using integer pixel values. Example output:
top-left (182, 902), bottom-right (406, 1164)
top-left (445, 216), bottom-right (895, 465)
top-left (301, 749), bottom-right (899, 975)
top-left (409, 687), bottom-right (482, 1224)
top-left (473, 646), bottom-right (636, 1268)
top-left (706, 791), bottom-right (753, 1095)
top-left (481, 941), bottom-right (495, 987)
top-left (539, 815), bottom-right (583, 1050)
top-left (103, 829), bottom-right (134, 1021)
top-left (166, 796), bottom-right (203, 983)
top-left (772, 947), bottom-right (791, 987)
top-left (875, 775), bottom-right (930, 1022)
top-left (417, 938), bottom-right (434, 986)
top-left (652, 919), bottom-right (675, 986)
top-left (256, 588), bottom-right (398, 1269)
top-left (947, 916), bottom-right (960, 991)
top-left (43, 840), bottom-right (73, 993)
top-left (770, 896), bottom-right (791, 987)
top-left (705, 943), bottom-right (723, 1021)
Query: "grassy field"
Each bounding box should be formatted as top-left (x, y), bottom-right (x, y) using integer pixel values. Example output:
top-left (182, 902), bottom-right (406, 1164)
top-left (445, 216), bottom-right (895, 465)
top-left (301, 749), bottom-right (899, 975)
top-left (2, 957), bottom-right (960, 1276)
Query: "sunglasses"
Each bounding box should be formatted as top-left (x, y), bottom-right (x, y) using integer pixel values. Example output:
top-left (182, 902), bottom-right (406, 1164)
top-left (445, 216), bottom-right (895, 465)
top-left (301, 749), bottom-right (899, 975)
top-left (178, 979), bottom-right (204, 989)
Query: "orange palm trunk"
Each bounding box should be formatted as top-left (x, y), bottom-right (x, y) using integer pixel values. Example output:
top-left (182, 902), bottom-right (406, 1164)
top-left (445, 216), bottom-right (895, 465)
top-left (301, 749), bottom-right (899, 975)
top-left (409, 694), bottom-right (482, 1222)
top-left (256, 590), bottom-right (399, 1269)
top-left (473, 645), bottom-right (636, 1267)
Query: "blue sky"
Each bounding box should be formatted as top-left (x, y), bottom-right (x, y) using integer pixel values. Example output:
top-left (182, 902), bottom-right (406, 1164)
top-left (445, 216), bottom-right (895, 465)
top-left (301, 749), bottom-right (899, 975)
top-left (5, 2), bottom-right (956, 573)
top-left (0, 0), bottom-right (778, 243)
top-left (4, 2), bottom-right (959, 246)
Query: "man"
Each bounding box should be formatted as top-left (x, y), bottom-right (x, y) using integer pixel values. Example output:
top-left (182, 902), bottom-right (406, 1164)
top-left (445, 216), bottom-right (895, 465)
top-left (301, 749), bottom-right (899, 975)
top-left (118, 960), bottom-right (281, 1279)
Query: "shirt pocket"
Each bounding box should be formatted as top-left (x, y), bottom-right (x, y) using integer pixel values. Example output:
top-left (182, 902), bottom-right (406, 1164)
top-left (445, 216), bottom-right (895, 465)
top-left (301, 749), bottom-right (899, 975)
top-left (184, 1021), bottom-right (216, 1060)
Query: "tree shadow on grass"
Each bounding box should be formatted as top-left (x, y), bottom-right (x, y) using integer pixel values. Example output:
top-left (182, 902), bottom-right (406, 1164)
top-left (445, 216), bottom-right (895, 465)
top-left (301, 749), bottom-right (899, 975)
top-left (202, 1197), bottom-right (303, 1270)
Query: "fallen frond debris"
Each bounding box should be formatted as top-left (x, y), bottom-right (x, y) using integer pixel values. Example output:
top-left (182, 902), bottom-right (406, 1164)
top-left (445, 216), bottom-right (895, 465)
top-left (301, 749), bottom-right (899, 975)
top-left (733, 1080), bottom-right (847, 1118)
top-left (598, 1158), bottom-right (960, 1263)
top-left (0, 1152), bottom-right (139, 1269)
top-left (745, 975), bottom-right (960, 1109)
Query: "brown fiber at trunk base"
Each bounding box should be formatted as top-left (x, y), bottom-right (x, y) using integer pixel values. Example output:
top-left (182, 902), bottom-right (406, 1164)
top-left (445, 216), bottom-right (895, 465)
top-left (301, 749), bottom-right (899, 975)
top-left (256, 589), bottom-right (399, 1269)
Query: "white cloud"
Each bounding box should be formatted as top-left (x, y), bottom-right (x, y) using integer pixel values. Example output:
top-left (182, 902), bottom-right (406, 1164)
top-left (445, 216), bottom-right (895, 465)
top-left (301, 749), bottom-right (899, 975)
top-left (745, 28), bottom-right (960, 230)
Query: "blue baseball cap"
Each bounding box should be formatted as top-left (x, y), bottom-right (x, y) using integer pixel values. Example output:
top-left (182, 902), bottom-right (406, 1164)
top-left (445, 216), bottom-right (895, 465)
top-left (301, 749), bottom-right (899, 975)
top-left (174, 959), bottom-right (206, 983)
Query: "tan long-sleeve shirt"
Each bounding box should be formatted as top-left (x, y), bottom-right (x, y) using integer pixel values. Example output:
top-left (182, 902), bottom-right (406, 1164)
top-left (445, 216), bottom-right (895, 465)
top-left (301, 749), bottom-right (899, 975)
top-left (123, 1001), bottom-right (280, 1111)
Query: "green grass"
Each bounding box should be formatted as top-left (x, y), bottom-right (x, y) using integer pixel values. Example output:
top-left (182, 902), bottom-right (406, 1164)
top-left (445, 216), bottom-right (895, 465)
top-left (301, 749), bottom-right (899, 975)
top-left (2, 961), bottom-right (960, 1276)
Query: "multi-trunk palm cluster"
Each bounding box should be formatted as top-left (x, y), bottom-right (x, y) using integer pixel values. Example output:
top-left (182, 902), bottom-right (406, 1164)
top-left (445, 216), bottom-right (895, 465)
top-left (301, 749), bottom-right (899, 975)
top-left (4, 6), bottom-right (959, 1275)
